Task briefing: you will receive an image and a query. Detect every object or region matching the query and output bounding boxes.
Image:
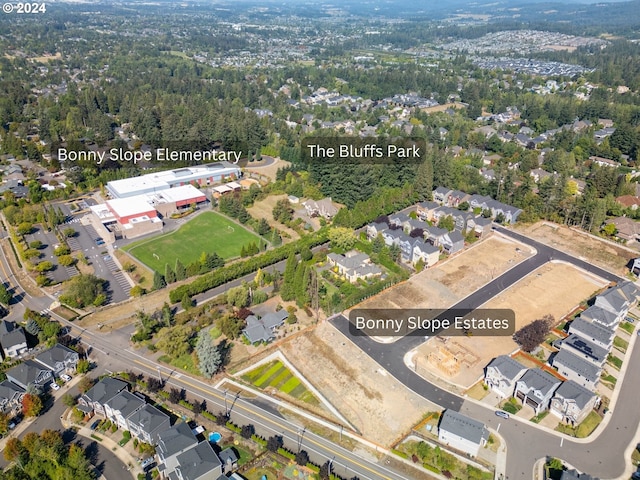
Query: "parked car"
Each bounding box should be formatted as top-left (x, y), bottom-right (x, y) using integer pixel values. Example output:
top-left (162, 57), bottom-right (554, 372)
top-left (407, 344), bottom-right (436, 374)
top-left (141, 458), bottom-right (155, 471)
top-left (495, 410), bottom-right (510, 419)
top-left (51, 383), bottom-right (60, 391)
top-left (95, 237), bottom-right (105, 246)
top-left (90, 419), bottom-right (101, 430)
top-left (61, 374), bottom-right (72, 382)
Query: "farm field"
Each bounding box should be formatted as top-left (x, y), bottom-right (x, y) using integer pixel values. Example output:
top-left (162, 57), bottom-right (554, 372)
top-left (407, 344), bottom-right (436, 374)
top-left (122, 211), bottom-right (260, 272)
top-left (241, 360), bottom-right (319, 406)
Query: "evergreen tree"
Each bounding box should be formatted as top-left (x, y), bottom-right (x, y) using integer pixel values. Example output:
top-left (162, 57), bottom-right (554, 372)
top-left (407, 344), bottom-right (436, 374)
top-left (281, 253), bottom-right (297, 301)
top-left (270, 229), bottom-right (282, 246)
top-left (153, 271), bottom-right (166, 290)
top-left (414, 156), bottom-right (434, 201)
top-left (165, 264), bottom-right (176, 283)
top-left (175, 259), bottom-right (187, 281)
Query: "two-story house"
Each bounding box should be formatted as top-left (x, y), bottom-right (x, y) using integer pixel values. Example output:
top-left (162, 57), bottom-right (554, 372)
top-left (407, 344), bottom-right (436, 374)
top-left (484, 355), bottom-right (528, 398)
top-left (552, 349), bottom-right (600, 390)
top-left (0, 320), bottom-right (27, 359)
top-left (568, 317), bottom-right (614, 350)
top-left (560, 335), bottom-right (607, 367)
top-left (514, 368), bottom-right (562, 414)
top-left (34, 344), bottom-right (80, 377)
top-left (441, 231), bottom-right (465, 255)
top-left (550, 380), bottom-right (598, 425)
top-left (5, 360), bottom-right (53, 393)
top-left (78, 377), bottom-right (129, 417)
top-left (579, 305), bottom-right (619, 330)
top-left (156, 422), bottom-right (198, 478)
top-left (173, 441), bottom-right (223, 480)
top-left (433, 187), bottom-right (453, 205)
top-left (416, 201), bottom-right (439, 221)
top-left (127, 404), bottom-right (171, 445)
top-left (0, 380), bottom-right (25, 414)
top-left (104, 390), bottom-right (146, 431)
top-left (412, 241), bottom-right (439, 268)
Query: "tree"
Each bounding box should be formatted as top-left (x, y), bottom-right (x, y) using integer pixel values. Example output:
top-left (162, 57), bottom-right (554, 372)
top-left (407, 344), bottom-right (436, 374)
top-left (513, 315), bottom-right (554, 352)
top-left (226, 285), bottom-right (250, 308)
top-left (78, 376), bottom-right (96, 394)
top-left (196, 329), bottom-right (223, 378)
top-left (217, 314), bottom-right (245, 340)
top-left (62, 393), bottom-right (76, 407)
top-left (319, 460), bottom-right (333, 480)
top-left (439, 215), bottom-right (455, 232)
top-left (153, 271), bottom-right (166, 290)
top-left (76, 359), bottom-right (90, 374)
top-left (295, 450), bottom-right (310, 466)
top-left (181, 293), bottom-right (193, 311)
top-left (281, 253), bottom-right (297, 301)
top-left (0, 283), bottom-right (12, 305)
top-left (63, 227), bottom-right (77, 238)
top-left (272, 199), bottom-right (294, 223)
top-left (22, 393), bottom-right (43, 417)
top-left (175, 260), bottom-right (187, 281)
top-left (241, 424), bottom-right (255, 439)
top-left (17, 222), bottom-right (33, 235)
top-left (270, 229), bottom-right (282, 246)
top-left (169, 388), bottom-right (184, 404)
top-left (0, 411), bottom-right (9, 435)
top-left (147, 377), bottom-right (163, 393)
top-left (165, 264), bottom-right (176, 283)
top-left (266, 435), bottom-right (283, 452)
top-left (130, 285), bottom-right (145, 297)
top-left (59, 274), bottom-right (106, 309)
top-left (328, 227), bottom-right (357, 250)
top-left (256, 217), bottom-right (271, 235)
top-left (155, 325), bottom-right (193, 357)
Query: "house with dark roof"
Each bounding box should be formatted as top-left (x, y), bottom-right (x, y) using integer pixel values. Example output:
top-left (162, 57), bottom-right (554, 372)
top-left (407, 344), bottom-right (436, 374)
top-left (514, 368), bottom-right (562, 414)
top-left (0, 320), bottom-right (27, 359)
top-left (5, 359), bottom-right (53, 393)
top-left (327, 251), bottom-right (383, 283)
top-left (441, 230), bottom-right (465, 255)
top-left (218, 448), bottom-right (239, 474)
top-left (365, 222), bottom-right (387, 240)
top-left (568, 317), bottom-right (614, 350)
top-left (156, 422), bottom-right (198, 478)
top-left (242, 310), bottom-right (288, 344)
top-left (127, 404), bottom-right (170, 444)
top-left (34, 344), bottom-right (79, 377)
top-left (402, 218), bottom-right (426, 236)
top-left (447, 190), bottom-right (470, 208)
top-left (579, 305), bottom-right (619, 330)
top-left (552, 350), bottom-right (600, 390)
top-left (174, 441), bottom-right (223, 480)
top-left (0, 380), bottom-right (25, 414)
top-left (424, 225), bottom-right (448, 247)
top-left (559, 469), bottom-right (599, 480)
top-left (469, 216), bottom-right (493, 237)
top-left (388, 212), bottom-right (410, 229)
top-left (595, 286), bottom-right (630, 319)
top-left (104, 390), bottom-right (146, 430)
top-left (484, 355), bottom-right (528, 398)
top-left (438, 410), bottom-right (489, 457)
top-left (433, 187), bottom-right (453, 205)
top-left (550, 380), bottom-right (599, 425)
top-left (560, 335), bottom-right (607, 367)
top-left (78, 377), bottom-right (128, 416)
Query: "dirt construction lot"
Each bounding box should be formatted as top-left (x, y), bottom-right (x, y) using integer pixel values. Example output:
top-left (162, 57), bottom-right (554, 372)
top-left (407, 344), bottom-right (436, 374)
top-left (415, 262), bottom-right (609, 389)
top-left (281, 321), bottom-right (434, 447)
top-left (516, 221), bottom-right (638, 275)
top-left (355, 234), bottom-right (534, 311)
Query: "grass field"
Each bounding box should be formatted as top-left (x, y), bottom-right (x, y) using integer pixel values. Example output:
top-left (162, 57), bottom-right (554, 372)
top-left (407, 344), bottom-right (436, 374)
top-left (122, 212), bottom-right (260, 273)
top-left (242, 360), bottom-right (319, 405)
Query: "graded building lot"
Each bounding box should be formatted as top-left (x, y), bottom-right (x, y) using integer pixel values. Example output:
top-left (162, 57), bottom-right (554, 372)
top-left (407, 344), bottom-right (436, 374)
top-left (516, 221), bottom-right (637, 275)
top-left (357, 234), bottom-right (534, 310)
top-left (246, 193), bottom-right (300, 242)
top-left (280, 321), bottom-right (437, 447)
top-left (122, 211), bottom-right (260, 273)
top-left (414, 262), bottom-right (608, 389)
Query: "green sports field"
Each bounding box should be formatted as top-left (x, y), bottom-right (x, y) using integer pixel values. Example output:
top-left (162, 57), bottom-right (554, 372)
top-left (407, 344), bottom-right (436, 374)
top-left (122, 211), bottom-right (260, 273)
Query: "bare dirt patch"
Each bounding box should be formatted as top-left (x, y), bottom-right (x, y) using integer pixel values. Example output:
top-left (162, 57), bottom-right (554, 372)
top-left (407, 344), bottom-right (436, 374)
top-left (247, 194), bottom-right (300, 242)
top-left (356, 234), bottom-right (534, 310)
top-left (280, 321), bottom-right (434, 447)
top-left (414, 262), bottom-right (608, 389)
top-left (516, 221), bottom-right (637, 275)
top-left (244, 156), bottom-right (291, 182)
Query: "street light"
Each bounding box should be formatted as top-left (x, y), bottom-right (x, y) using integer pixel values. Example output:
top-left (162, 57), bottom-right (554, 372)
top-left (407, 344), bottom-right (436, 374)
top-left (297, 427), bottom-right (306, 453)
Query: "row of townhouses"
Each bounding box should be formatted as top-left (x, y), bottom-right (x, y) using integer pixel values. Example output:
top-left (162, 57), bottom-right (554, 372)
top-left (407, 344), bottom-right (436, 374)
top-left (484, 279), bottom-right (640, 424)
top-left (78, 376), bottom-right (240, 480)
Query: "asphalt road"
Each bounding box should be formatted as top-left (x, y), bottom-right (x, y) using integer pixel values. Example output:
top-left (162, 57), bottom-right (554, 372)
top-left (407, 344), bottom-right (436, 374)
top-left (331, 227), bottom-right (631, 479)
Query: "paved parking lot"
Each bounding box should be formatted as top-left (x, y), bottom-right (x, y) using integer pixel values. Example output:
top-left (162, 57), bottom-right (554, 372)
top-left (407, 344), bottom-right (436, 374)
top-left (25, 227), bottom-right (78, 284)
top-left (55, 202), bottom-right (131, 304)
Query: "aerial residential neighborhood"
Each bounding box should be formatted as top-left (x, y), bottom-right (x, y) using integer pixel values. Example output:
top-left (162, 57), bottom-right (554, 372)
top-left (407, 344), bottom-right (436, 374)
top-left (0, 0), bottom-right (639, 480)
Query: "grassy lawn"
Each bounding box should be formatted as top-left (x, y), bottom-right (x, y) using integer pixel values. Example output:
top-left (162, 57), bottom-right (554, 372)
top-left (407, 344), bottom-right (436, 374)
top-left (607, 354), bottom-right (623, 370)
top-left (613, 336), bottom-right (629, 353)
top-left (244, 467), bottom-right (279, 480)
top-left (122, 211), bottom-right (260, 272)
top-left (159, 353), bottom-right (200, 376)
top-left (530, 411), bottom-right (550, 424)
top-left (466, 381), bottom-right (490, 401)
top-left (242, 361), bottom-right (319, 406)
top-left (502, 399), bottom-right (522, 415)
top-left (576, 411), bottom-right (603, 437)
top-left (619, 321), bottom-right (635, 335)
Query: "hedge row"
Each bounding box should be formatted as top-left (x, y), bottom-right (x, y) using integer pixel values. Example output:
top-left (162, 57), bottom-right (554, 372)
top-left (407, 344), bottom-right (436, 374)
top-left (169, 230), bottom-right (328, 302)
